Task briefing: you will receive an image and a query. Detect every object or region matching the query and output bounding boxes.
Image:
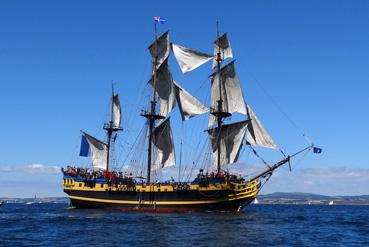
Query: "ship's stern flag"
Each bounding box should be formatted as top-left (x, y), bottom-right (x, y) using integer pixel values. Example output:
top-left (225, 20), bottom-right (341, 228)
top-left (154, 16), bottom-right (166, 24)
top-left (313, 147), bottom-right (322, 154)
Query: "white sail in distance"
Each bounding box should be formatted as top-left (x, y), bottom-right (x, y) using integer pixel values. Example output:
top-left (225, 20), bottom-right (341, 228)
top-left (246, 104), bottom-right (278, 149)
top-left (212, 33), bottom-right (233, 68)
top-left (112, 94), bottom-right (121, 128)
top-left (174, 81), bottom-right (209, 120)
top-left (209, 61), bottom-right (247, 126)
top-left (207, 120), bottom-right (250, 166)
top-left (81, 132), bottom-right (108, 170)
top-left (149, 59), bottom-right (176, 117)
top-left (148, 32), bottom-right (170, 69)
top-left (172, 43), bottom-right (212, 74)
top-left (152, 118), bottom-right (176, 168)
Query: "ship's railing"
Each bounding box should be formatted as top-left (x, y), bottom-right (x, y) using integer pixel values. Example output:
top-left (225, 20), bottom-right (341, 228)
top-left (229, 178), bottom-right (260, 192)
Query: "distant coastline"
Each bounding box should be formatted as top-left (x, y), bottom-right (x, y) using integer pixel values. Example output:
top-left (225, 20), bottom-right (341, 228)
top-left (2, 192), bottom-right (369, 205)
top-left (257, 192), bottom-right (369, 205)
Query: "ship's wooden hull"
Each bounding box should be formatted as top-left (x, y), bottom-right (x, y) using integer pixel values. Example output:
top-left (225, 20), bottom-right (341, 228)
top-left (63, 177), bottom-right (260, 212)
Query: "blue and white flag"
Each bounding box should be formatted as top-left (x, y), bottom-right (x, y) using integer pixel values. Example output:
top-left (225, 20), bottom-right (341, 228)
top-left (154, 16), bottom-right (166, 24)
top-left (313, 147), bottom-right (322, 154)
top-left (79, 135), bottom-right (90, 157)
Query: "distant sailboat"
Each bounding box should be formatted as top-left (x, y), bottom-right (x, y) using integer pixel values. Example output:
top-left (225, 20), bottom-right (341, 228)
top-left (329, 200), bottom-right (334, 205)
top-left (253, 198), bottom-right (259, 204)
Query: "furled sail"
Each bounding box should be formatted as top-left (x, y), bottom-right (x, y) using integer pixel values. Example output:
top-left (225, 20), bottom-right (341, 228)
top-left (172, 43), bottom-right (212, 74)
top-left (148, 32), bottom-right (170, 69)
top-left (246, 104), bottom-right (278, 149)
top-left (80, 132), bottom-right (108, 170)
top-left (174, 81), bottom-right (209, 120)
top-left (212, 33), bottom-right (233, 68)
top-left (209, 61), bottom-right (247, 126)
top-left (152, 118), bottom-right (176, 168)
top-left (112, 94), bottom-right (121, 128)
top-left (207, 120), bottom-right (250, 166)
top-left (149, 59), bottom-right (176, 117)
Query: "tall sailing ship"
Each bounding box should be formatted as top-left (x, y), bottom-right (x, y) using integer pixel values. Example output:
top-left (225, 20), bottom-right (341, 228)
top-left (62, 22), bottom-right (313, 212)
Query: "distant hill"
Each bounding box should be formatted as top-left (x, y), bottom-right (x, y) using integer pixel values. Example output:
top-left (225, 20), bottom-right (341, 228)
top-left (258, 192), bottom-right (369, 205)
top-left (0, 197), bottom-right (69, 204)
top-left (259, 192), bottom-right (332, 201)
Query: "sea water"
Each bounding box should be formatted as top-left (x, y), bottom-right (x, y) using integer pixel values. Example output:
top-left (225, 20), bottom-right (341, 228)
top-left (0, 202), bottom-right (368, 246)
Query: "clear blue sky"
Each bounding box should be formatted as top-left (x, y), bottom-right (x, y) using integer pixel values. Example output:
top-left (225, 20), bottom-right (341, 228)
top-left (1, 0), bottom-right (368, 197)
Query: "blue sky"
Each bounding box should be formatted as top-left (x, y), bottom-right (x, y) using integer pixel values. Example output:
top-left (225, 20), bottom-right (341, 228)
top-left (0, 0), bottom-right (368, 197)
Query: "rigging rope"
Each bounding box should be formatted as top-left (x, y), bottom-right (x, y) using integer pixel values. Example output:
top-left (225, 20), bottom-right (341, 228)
top-left (248, 145), bottom-right (271, 169)
top-left (290, 146), bottom-right (312, 171)
top-left (257, 173), bottom-right (273, 194)
top-left (245, 70), bottom-right (313, 146)
top-left (119, 124), bottom-right (146, 171)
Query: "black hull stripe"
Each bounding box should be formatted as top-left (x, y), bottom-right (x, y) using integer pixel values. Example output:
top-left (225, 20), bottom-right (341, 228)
top-left (70, 197), bottom-right (254, 212)
top-left (69, 195), bottom-right (252, 205)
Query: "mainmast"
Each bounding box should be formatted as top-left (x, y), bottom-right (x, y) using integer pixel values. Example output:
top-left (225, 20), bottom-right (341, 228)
top-left (142, 21), bottom-right (164, 183)
top-left (104, 85), bottom-right (122, 171)
top-left (213, 22), bottom-right (231, 173)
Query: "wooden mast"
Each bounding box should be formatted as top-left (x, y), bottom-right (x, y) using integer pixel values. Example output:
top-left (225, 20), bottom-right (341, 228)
top-left (142, 20), bottom-right (164, 183)
top-left (104, 84), bottom-right (122, 171)
top-left (213, 22), bottom-right (231, 174)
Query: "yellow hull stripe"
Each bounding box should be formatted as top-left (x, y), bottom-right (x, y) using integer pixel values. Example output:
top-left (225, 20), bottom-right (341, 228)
top-left (69, 194), bottom-right (253, 205)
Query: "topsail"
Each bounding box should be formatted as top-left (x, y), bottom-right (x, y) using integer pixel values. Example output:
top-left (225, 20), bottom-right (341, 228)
top-left (148, 32), bottom-right (170, 69)
top-left (112, 94), bottom-right (122, 128)
top-left (212, 33), bottom-right (233, 68)
top-left (209, 61), bottom-right (247, 126)
top-left (149, 59), bottom-right (176, 117)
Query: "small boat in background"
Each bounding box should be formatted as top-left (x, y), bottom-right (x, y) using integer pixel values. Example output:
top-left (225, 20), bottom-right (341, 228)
top-left (329, 201), bottom-right (334, 205)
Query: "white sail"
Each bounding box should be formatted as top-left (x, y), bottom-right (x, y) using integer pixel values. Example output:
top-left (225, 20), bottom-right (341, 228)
top-left (207, 120), bottom-right (249, 166)
top-left (174, 81), bottom-right (209, 120)
top-left (246, 104), bottom-right (278, 149)
top-left (82, 132), bottom-right (108, 170)
top-left (148, 32), bottom-right (170, 69)
top-left (112, 94), bottom-right (121, 128)
top-left (149, 59), bottom-right (176, 117)
top-left (172, 43), bottom-right (212, 74)
top-left (209, 61), bottom-right (247, 126)
top-left (152, 118), bottom-right (176, 168)
top-left (212, 33), bottom-right (233, 68)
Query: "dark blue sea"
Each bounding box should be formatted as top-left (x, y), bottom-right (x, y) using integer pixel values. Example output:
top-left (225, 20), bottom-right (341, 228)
top-left (1, 202), bottom-right (368, 246)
